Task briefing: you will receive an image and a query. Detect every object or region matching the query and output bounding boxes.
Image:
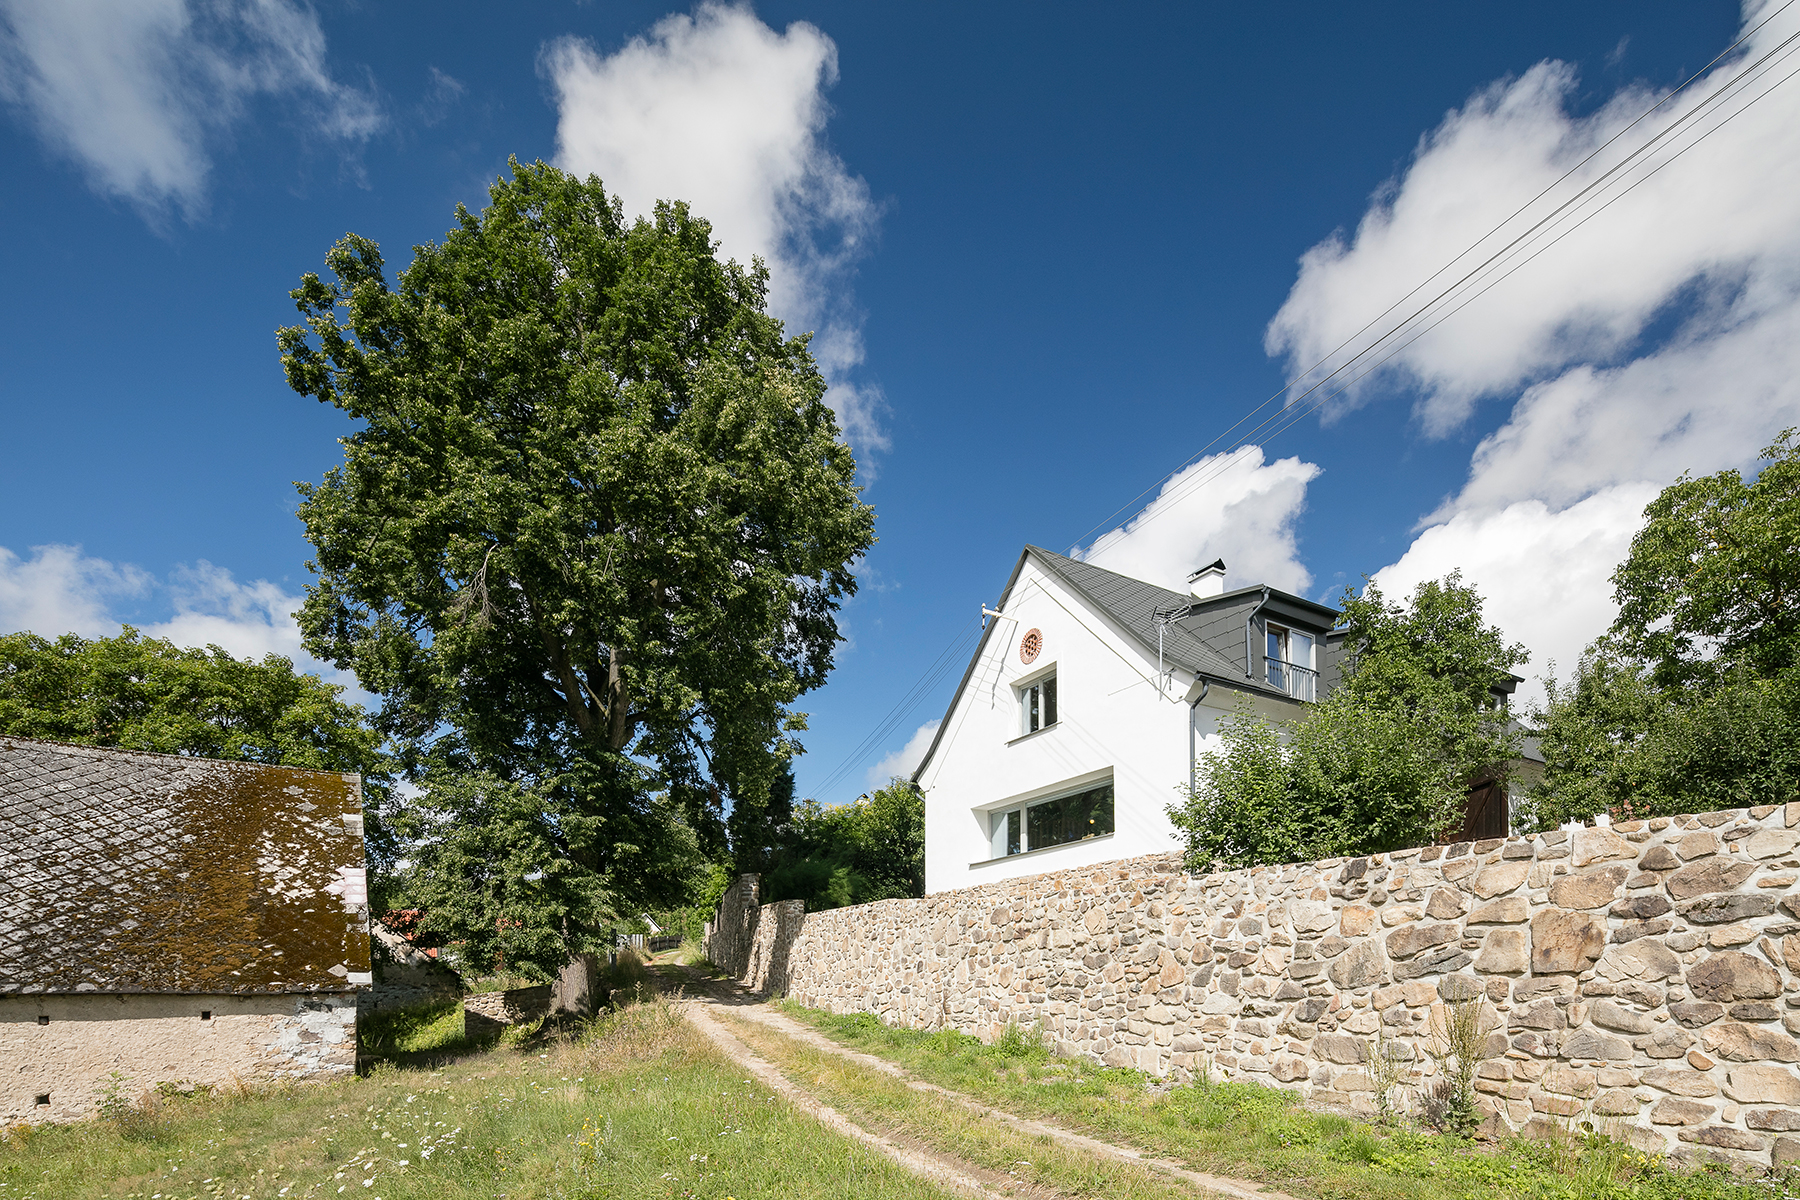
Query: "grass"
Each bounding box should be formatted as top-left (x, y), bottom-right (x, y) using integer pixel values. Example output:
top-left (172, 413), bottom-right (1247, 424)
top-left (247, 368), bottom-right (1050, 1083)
top-left (769, 1000), bottom-right (1800, 1200)
top-left (357, 999), bottom-right (477, 1061)
top-left (0, 994), bottom-right (962, 1200)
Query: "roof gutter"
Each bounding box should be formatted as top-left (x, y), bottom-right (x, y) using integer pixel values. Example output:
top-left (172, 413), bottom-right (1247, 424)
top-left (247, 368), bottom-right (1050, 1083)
top-left (1243, 586), bottom-right (1272, 683)
top-left (1188, 678), bottom-right (1210, 796)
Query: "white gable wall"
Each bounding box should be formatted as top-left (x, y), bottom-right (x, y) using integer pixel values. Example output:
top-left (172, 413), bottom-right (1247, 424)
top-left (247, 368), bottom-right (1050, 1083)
top-left (918, 555), bottom-right (1297, 894)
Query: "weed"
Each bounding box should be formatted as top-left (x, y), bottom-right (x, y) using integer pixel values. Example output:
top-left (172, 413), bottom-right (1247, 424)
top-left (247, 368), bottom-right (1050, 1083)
top-left (994, 1018), bottom-right (1048, 1060)
top-left (1364, 1020), bottom-right (1411, 1124)
top-left (1426, 988), bottom-right (1498, 1135)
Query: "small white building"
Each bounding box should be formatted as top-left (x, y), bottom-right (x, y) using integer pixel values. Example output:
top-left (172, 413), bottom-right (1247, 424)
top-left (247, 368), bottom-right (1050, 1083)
top-left (912, 546), bottom-right (1341, 894)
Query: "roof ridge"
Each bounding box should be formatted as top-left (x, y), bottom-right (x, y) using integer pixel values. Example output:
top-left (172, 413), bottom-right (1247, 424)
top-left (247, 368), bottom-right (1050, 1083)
top-left (0, 734), bottom-right (360, 781)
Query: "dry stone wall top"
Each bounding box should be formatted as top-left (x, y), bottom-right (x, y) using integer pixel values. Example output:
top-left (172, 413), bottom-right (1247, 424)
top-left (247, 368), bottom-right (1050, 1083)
top-left (706, 803), bottom-right (1800, 1168)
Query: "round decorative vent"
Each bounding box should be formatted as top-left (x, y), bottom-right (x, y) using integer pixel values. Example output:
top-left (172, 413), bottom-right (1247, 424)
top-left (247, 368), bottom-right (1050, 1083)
top-left (1019, 628), bottom-right (1043, 664)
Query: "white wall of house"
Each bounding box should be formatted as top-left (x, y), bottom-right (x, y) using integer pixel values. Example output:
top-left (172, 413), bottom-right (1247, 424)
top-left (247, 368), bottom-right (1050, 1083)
top-left (917, 555), bottom-right (1295, 894)
top-left (0, 992), bottom-right (359, 1123)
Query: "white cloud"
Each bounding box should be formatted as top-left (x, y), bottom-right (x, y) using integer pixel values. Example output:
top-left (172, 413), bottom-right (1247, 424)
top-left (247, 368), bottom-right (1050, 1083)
top-left (144, 559), bottom-right (307, 664)
top-left (867, 719), bottom-right (938, 788)
top-left (543, 3), bottom-right (885, 455)
top-left (1263, 2), bottom-right (1800, 689)
top-left (0, 544), bottom-right (152, 639)
top-left (1074, 446), bottom-right (1321, 595)
top-left (1266, 6), bottom-right (1800, 446)
top-left (0, 0), bottom-right (381, 220)
top-left (1370, 485), bottom-right (1658, 707)
top-left (0, 543), bottom-right (372, 707)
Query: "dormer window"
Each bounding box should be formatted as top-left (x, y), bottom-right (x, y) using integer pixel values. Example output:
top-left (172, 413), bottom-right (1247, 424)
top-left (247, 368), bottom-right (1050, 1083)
top-left (1266, 624), bottom-right (1317, 701)
top-left (1019, 673), bottom-right (1057, 735)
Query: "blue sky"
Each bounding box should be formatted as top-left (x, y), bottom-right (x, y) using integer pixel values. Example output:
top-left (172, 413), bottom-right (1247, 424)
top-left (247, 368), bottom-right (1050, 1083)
top-left (3, 0), bottom-right (1795, 805)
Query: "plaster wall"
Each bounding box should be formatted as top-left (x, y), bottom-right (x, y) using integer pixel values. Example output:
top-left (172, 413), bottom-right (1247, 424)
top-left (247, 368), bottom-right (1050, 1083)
top-left (1, 992), bottom-right (357, 1123)
top-left (708, 802), bottom-right (1800, 1169)
top-left (919, 558), bottom-right (1290, 894)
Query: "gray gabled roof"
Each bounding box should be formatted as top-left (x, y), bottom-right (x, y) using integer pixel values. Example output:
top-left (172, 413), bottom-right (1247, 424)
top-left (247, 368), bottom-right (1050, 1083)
top-left (1028, 546), bottom-right (1255, 685)
top-left (910, 545), bottom-right (1338, 783)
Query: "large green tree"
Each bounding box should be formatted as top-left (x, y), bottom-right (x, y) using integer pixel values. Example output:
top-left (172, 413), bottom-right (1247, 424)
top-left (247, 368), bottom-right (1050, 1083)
top-left (1168, 573), bottom-right (1526, 868)
top-left (1527, 431), bottom-right (1800, 826)
top-left (278, 160), bottom-right (875, 970)
top-left (759, 779), bottom-right (925, 910)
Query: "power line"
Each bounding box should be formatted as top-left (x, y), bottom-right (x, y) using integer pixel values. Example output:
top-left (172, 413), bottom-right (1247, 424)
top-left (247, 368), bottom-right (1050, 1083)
top-left (1082, 21), bottom-right (1800, 545)
top-left (1068, 1), bottom-right (1799, 552)
top-left (810, 615), bottom-right (983, 800)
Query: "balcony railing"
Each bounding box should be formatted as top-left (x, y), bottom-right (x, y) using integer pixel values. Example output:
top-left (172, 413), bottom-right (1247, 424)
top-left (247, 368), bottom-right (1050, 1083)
top-left (1267, 661), bottom-right (1319, 702)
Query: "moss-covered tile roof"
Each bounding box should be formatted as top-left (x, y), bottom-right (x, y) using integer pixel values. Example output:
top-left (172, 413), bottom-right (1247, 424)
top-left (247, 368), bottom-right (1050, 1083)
top-left (0, 736), bottom-right (371, 995)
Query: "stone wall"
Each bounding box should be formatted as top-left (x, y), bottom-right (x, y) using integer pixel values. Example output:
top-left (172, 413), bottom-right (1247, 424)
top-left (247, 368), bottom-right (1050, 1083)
top-left (1, 991), bottom-right (358, 1123)
top-left (463, 985), bottom-right (552, 1038)
top-left (705, 803), bottom-right (1800, 1168)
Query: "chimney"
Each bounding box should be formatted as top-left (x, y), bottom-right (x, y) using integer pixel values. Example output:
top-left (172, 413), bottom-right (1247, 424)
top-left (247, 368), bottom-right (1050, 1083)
top-left (1188, 559), bottom-right (1227, 599)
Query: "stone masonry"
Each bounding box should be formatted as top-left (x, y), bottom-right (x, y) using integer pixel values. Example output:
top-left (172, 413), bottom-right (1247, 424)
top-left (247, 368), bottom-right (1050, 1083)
top-left (705, 803), bottom-right (1800, 1168)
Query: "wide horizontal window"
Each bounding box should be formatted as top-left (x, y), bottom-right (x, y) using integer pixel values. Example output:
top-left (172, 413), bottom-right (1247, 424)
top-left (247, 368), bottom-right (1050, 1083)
top-left (988, 780), bottom-right (1114, 858)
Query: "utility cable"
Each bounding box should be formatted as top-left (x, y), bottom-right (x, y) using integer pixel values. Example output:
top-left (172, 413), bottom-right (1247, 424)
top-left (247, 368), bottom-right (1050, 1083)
top-left (1068, 1), bottom-right (1799, 551)
top-left (810, 616), bottom-right (983, 801)
top-left (1086, 36), bottom-right (1800, 544)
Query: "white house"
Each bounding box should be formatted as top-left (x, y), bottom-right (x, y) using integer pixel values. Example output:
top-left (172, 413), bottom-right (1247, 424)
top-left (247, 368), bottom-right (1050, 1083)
top-left (912, 546), bottom-right (1341, 894)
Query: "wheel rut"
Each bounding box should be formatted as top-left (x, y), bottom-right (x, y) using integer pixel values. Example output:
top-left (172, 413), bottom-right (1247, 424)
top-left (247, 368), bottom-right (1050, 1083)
top-left (659, 962), bottom-right (1303, 1200)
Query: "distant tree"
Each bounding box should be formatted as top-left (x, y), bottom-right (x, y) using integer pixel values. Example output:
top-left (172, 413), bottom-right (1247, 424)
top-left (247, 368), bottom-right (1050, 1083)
top-left (760, 779), bottom-right (925, 910)
top-left (1527, 433), bottom-right (1800, 826)
top-left (0, 626), bottom-right (395, 859)
top-left (1168, 573), bottom-right (1525, 869)
top-left (0, 626), bottom-right (387, 774)
top-left (278, 160), bottom-right (874, 965)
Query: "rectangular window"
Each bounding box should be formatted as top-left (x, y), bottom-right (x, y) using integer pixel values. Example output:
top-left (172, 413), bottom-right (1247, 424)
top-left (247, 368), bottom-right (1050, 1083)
top-left (987, 780), bottom-right (1114, 859)
top-left (1020, 673), bottom-right (1057, 734)
top-left (990, 808), bottom-right (1021, 858)
top-left (1265, 624), bottom-right (1317, 701)
top-left (1025, 782), bottom-right (1114, 850)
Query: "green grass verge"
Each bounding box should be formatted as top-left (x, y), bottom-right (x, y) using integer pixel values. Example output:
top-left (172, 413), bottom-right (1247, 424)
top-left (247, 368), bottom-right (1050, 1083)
top-left (0, 997), bottom-right (961, 1200)
top-left (771, 1002), bottom-right (1800, 1200)
top-left (357, 999), bottom-right (476, 1060)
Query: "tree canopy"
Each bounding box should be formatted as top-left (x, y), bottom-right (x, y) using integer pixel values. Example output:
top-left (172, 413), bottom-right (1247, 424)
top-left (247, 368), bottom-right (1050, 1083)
top-left (1610, 429), bottom-right (1800, 690)
top-left (1526, 431), bottom-right (1800, 826)
top-left (278, 160), bottom-right (875, 971)
top-left (759, 779), bottom-right (925, 910)
top-left (0, 627), bottom-right (389, 810)
top-left (1168, 573), bottom-right (1525, 869)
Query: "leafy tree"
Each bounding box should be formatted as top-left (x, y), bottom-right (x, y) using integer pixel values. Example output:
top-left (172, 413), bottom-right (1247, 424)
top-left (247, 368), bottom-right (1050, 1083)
top-left (1517, 642), bottom-right (1661, 828)
top-left (1335, 571), bottom-right (1527, 778)
top-left (278, 160), bottom-right (874, 968)
top-left (383, 770), bottom-right (701, 973)
top-left (760, 779), bottom-right (925, 910)
top-left (1527, 433), bottom-right (1800, 827)
top-left (726, 766), bottom-right (796, 875)
top-left (0, 626), bottom-right (386, 775)
top-left (1172, 693), bottom-right (1466, 869)
top-left (1610, 429), bottom-right (1800, 690)
top-left (1168, 574), bottom-right (1524, 868)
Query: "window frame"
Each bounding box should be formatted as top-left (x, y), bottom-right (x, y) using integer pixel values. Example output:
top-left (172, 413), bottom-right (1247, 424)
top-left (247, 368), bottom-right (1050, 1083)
top-left (977, 772), bottom-right (1115, 865)
top-left (1264, 622), bottom-right (1317, 700)
top-left (1011, 662), bottom-right (1059, 739)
